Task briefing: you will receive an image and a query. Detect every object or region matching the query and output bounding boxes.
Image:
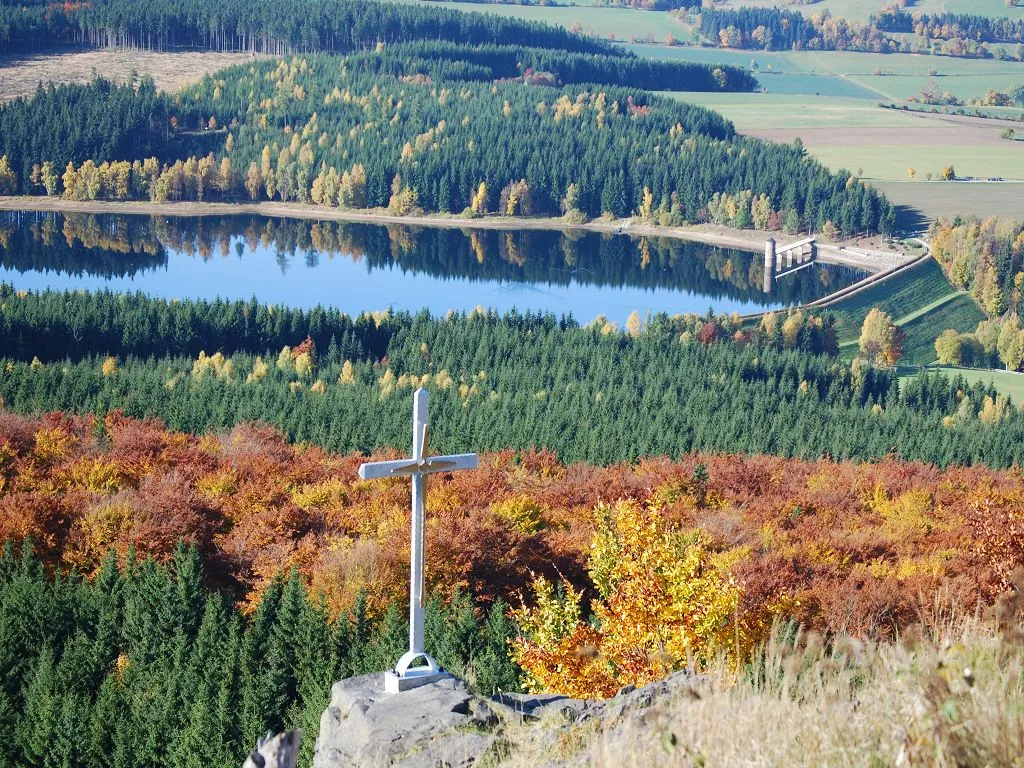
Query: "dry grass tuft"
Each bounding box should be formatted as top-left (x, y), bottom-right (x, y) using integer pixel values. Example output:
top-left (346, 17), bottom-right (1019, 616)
top-left (501, 595), bottom-right (1024, 767)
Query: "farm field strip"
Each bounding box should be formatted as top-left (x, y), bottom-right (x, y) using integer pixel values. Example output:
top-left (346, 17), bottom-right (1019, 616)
top-left (846, 73), bottom-right (1024, 102)
top-left (386, 0), bottom-right (688, 39)
top-left (669, 93), bottom-right (1024, 184)
top-left (636, 44), bottom-right (1024, 78)
top-left (809, 144), bottom-right (1024, 183)
top-left (667, 93), bottom-right (929, 128)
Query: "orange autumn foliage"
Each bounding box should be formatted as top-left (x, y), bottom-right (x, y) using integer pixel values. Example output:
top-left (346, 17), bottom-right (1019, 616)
top-left (513, 501), bottom-right (753, 699)
top-left (0, 411), bottom-right (1018, 637)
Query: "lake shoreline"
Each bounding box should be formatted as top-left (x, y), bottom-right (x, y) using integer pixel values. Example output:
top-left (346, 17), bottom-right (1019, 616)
top-left (0, 196), bottom-right (914, 274)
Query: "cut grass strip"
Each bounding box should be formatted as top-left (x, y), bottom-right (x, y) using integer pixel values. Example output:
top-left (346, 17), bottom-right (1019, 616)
top-left (829, 259), bottom-right (984, 366)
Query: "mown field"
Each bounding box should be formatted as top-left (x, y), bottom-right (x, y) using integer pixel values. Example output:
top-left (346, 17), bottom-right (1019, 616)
top-left (873, 182), bottom-right (1024, 223)
top-left (830, 258), bottom-right (984, 366)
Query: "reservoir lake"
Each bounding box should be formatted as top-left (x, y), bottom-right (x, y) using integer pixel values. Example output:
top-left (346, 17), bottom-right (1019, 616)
top-left (0, 211), bottom-right (868, 321)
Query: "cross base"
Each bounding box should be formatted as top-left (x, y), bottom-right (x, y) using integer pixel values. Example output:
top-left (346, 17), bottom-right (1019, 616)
top-left (384, 668), bottom-right (451, 693)
top-left (385, 650), bottom-right (448, 693)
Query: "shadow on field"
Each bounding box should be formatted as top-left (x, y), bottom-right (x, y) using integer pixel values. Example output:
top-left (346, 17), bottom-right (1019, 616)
top-left (893, 203), bottom-right (929, 232)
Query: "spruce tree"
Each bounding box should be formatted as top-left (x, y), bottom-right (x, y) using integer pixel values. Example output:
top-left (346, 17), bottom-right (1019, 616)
top-left (475, 600), bottom-right (522, 695)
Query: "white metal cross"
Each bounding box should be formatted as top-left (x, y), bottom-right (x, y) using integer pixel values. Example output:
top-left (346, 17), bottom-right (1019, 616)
top-left (358, 387), bottom-right (478, 693)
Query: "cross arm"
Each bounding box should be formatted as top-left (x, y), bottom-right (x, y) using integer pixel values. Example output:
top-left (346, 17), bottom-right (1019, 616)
top-left (358, 453), bottom-right (478, 480)
top-left (359, 458), bottom-right (416, 480)
top-left (420, 453), bottom-right (478, 474)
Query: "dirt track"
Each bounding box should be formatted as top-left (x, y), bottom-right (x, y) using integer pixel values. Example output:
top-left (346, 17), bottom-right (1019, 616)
top-left (745, 124), bottom-right (1012, 148)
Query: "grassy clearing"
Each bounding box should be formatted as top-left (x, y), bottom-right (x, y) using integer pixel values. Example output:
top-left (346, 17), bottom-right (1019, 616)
top-left (504, 614), bottom-right (1024, 768)
top-left (829, 259), bottom-right (981, 365)
top-left (903, 364), bottom-right (1024, 402)
top-left (0, 49), bottom-right (256, 101)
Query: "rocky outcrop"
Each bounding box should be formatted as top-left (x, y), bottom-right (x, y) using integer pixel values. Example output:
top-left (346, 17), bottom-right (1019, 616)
top-left (306, 670), bottom-right (704, 768)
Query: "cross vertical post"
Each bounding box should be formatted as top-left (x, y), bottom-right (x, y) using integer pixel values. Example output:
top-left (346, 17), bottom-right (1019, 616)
top-left (357, 388), bottom-right (479, 693)
top-left (409, 387), bottom-right (427, 658)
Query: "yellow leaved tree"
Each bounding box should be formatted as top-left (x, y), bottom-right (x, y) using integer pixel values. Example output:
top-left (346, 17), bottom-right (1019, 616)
top-left (513, 500), bottom-right (754, 699)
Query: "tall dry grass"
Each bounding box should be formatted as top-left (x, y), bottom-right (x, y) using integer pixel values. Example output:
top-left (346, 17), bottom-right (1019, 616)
top-left (502, 582), bottom-right (1024, 767)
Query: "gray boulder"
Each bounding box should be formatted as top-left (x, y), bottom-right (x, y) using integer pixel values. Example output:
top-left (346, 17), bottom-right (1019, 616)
top-left (243, 730), bottom-right (301, 768)
top-left (312, 673), bottom-right (499, 768)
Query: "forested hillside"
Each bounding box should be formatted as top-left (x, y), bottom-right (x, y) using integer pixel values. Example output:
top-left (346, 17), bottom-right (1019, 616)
top-left (0, 0), bottom-right (613, 56)
top-left (1, 0), bottom-right (1020, 761)
top-left (874, 7), bottom-right (1024, 45)
top-left (1, 285), bottom-right (1020, 468)
top-left (0, 0), bottom-right (897, 235)
top-left (0, 78), bottom-right (171, 191)
top-left (0, 44), bottom-right (892, 235)
top-left (927, 215), bottom-right (1024, 370)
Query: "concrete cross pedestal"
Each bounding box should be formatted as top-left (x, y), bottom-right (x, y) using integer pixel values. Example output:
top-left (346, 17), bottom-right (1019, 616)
top-left (358, 388), bottom-right (478, 693)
